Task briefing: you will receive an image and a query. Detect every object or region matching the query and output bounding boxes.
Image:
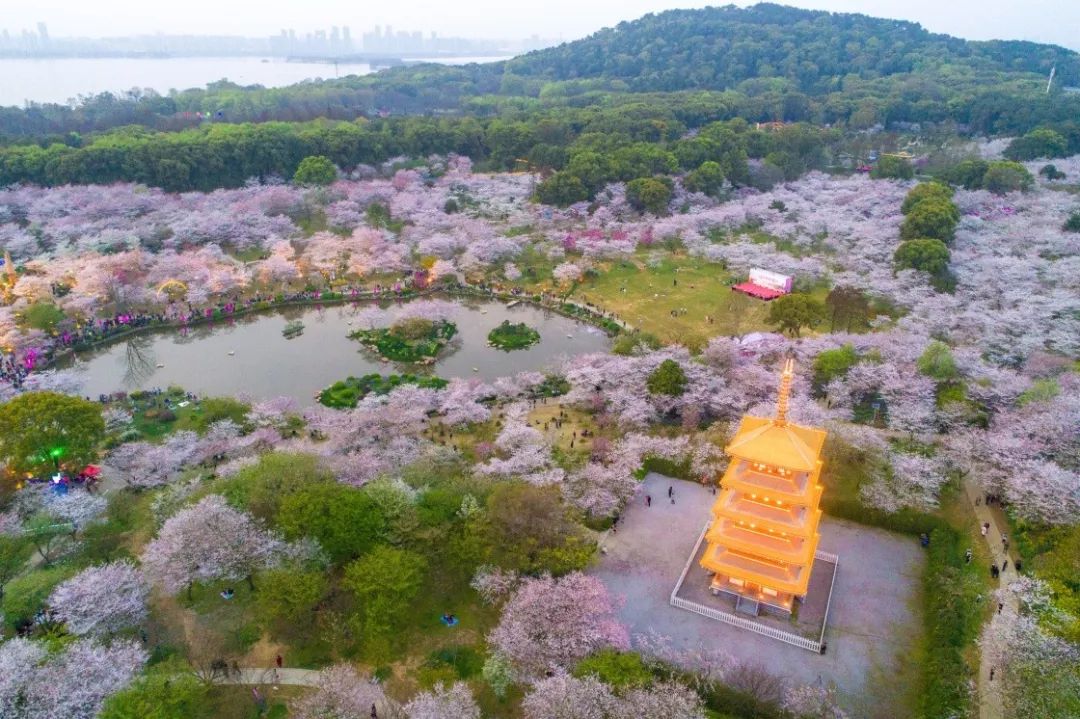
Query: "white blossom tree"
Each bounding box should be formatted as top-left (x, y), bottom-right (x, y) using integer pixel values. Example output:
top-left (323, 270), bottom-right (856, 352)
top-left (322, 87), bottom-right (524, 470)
top-left (403, 682), bottom-right (480, 719)
top-left (489, 572), bottom-right (630, 678)
top-left (141, 494), bottom-right (285, 597)
top-left (48, 560), bottom-right (148, 636)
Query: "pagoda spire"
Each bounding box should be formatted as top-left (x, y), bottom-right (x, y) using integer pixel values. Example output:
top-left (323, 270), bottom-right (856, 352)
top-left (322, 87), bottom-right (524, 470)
top-left (775, 358), bottom-right (795, 425)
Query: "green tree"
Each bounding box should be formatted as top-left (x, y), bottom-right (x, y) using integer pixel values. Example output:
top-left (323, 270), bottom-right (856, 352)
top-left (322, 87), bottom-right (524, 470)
top-left (218, 451), bottom-right (334, 523)
top-left (343, 546), bottom-right (427, 637)
top-left (646, 359), bottom-right (688, 396)
top-left (99, 672), bottom-right (211, 719)
top-left (292, 155), bottom-right (337, 186)
top-left (900, 198), bottom-right (960, 244)
top-left (535, 171), bottom-right (590, 206)
top-left (1039, 164), bottom-right (1067, 181)
top-left (2, 564), bottom-right (74, 629)
top-left (766, 293), bottom-right (825, 337)
top-left (482, 482), bottom-right (590, 575)
top-left (917, 341), bottom-right (959, 382)
top-left (625, 177), bottom-right (673, 215)
top-left (1062, 210), bottom-right (1080, 233)
top-left (0, 535), bottom-right (31, 601)
top-left (20, 302), bottom-right (65, 332)
top-left (901, 182), bottom-right (954, 215)
top-left (824, 285), bottom-right (870, 332)
top-left (894, 238), bottom-right (951, 276)
top-left (982, 161), bottom-right (1034, 195)
top-left (0, 391), bottom-right (105, 475)
top-left (574, 650), bottom-right (653, 689)
top-left (813, 345), bottom-right (858, 389)
top-left (939, 159), bottom-right (990, 189)
top-left (1004, 128), bottom-right (1068, 161)
top-left (683, 160), bottom-right (725, 196)
top-left (611, 331), bottom-right (662, 356)
top-left (256, 567), bottom-right (328, 626)
top-left (870, 155), bottom-right (913, 180)
top-left (276, 483), bottom-right (388, 564)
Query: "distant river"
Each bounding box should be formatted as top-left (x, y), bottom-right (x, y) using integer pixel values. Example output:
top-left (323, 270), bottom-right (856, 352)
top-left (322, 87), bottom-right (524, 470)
top-left (0, 55), bottom-right (506, 106)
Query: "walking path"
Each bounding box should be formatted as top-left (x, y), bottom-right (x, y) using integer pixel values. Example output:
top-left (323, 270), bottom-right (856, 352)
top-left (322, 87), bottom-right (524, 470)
top-left (963, 477), bottom-right (1018, 719)
top-left (216, 667), bottom-right (321, 687)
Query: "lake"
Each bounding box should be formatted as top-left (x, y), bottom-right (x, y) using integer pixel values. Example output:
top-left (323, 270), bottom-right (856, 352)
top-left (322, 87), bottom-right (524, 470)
top-left (55, 299), bottom-right (610, 404)
top-left (0, 55), bottom-right (505, 106)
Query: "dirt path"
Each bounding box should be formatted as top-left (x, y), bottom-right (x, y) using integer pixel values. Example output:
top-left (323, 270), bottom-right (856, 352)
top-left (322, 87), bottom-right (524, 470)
top-left (963, 478), bottom-right (1018, 719)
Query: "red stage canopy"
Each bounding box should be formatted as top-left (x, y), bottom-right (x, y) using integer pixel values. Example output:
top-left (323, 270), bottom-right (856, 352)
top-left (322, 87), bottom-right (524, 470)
top-left (732, 282), bottom-right (786, 300)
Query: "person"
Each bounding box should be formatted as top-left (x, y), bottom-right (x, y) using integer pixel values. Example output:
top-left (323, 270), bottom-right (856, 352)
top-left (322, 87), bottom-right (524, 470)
top-left (1015, 559), bottom-right (1022, 573)
top-left (1002, 559), bottom-right (1009, 572)
top-left (964, 548), bottom-right (972, 564)
top-left (981, 523), bottom-right (989, 536)
top-left (220, 588), bottom-right (234, 600)
top-left (646, 495), bottom-right (651, 507)
top-left (276, 654), bottom-right (283, 669)
top-left (991, 563), bottom-right (999, 579)
top-left (668, 486), bottom-right (673, 498)
top-left (998, 602), bottom-right (1004, 614)
top-left (371, 704), bottom-right (378, 718)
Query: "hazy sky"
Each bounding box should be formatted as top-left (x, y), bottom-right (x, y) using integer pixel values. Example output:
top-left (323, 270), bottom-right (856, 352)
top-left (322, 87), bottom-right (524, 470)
top-left (5, 1), bottom-right (1079, 50)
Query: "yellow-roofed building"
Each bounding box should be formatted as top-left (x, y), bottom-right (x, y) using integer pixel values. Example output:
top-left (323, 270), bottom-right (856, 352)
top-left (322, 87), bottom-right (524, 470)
top-left (700, 358), bottom-right (827, 616)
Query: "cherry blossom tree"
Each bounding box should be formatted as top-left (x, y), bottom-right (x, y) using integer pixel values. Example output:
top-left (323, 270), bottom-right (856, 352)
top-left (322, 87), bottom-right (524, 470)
top-left (48, 560), bottom-right (149, 636)
top-left (403, 682), bottom-right (480, 719)
top-left (0, 637), bottom-right (147, 719)
top-left (488, 572), bottom-right (630, 678)
top-left (290, 664), bottom-right (391, 719)
top-left (522, 672), bottom-right (619, 719)
top-left (141, 495), bottom-right (286, 596)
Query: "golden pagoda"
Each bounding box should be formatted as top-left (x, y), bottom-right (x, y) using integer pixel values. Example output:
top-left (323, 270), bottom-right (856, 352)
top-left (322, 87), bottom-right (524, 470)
top-left (700, 359), bottom-right (827, 616)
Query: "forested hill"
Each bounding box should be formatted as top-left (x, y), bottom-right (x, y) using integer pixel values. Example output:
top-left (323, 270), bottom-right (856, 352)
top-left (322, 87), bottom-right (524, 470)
top-left (504, 3), bottom-right (1079, 92)
top-left (3, 2), bottom-right (1080, 144)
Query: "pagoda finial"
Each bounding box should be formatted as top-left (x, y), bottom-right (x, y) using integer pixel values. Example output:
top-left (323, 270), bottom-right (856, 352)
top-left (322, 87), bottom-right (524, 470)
top-left (776, 358), bottom-right (795, 424)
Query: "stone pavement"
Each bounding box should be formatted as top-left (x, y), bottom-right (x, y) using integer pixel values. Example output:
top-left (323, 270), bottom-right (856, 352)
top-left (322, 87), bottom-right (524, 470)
top-left (591, 473), bottom-right (924, 716)
top-left (216, 667), bottom-right (321, 687)
top-left (965, 478), bottom-right (1017, 719)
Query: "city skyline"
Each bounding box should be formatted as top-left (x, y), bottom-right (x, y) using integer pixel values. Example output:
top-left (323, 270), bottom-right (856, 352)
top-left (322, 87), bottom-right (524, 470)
top-left (3, 1), bottom-right (1080, 51)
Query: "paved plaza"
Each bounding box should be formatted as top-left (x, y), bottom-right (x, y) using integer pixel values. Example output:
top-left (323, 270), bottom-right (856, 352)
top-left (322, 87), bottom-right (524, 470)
top-left (591, 473), bottom-right (924, 711)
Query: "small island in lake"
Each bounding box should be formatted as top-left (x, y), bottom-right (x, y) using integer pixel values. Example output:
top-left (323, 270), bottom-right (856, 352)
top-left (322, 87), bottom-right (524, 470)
top-left (487, 320), bottom-right (541, 351)
top-left (318, 373), bottom-right (449, 409)
top-left (349, 317), bottom-right (458, 362)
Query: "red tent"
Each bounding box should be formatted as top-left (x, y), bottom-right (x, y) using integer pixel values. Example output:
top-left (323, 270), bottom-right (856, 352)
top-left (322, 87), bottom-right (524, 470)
top-left (82, 465), bottom-right (102, 477)
top-left (732, 282), bottom-right (786, 300)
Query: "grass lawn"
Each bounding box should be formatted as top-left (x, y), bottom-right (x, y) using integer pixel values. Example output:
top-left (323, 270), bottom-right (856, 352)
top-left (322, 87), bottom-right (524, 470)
top-left (206, 684), bottom-right (307, 718)
top-left (564, 251), bottom-right (773, 350)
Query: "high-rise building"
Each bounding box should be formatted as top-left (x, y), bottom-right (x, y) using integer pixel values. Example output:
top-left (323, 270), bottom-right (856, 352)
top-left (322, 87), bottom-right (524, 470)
top-left (699, 359), bottom-right (827, 617)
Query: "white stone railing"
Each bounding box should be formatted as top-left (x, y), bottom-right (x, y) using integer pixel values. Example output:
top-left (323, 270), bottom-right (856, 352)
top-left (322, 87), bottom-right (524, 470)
top-left (669, 521), bottom-right (837, 654)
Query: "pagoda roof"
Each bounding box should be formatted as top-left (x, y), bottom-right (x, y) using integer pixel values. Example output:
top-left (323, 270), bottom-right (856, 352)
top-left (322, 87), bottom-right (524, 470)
top-left (725, 415), bottom-right (827, 472)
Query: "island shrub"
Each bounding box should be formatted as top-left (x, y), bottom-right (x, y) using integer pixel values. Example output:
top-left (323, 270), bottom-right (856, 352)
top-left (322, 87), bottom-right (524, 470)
top-left (487, 320), bottom-right (541, 351)
top-left (349, 318), bottom-right (457, 363)
top-left (319, 373), bottom-right (449, 409)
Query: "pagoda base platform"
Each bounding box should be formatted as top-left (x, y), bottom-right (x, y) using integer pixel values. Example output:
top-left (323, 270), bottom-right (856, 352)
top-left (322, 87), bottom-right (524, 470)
top-left (671, 522), bottom-right (838, 652)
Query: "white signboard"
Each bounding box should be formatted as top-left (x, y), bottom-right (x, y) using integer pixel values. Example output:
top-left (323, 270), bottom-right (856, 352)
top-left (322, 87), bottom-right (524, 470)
top-left (748, 268), bottom-right (793, 293)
